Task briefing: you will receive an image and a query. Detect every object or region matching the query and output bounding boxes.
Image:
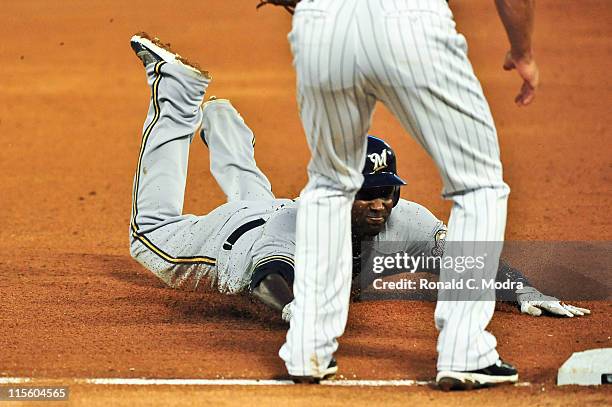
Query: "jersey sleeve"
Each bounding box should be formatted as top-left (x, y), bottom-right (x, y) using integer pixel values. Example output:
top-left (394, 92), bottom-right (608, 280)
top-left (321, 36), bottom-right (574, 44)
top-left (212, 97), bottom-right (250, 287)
top-left (382, 199), bottom-right (447, 257)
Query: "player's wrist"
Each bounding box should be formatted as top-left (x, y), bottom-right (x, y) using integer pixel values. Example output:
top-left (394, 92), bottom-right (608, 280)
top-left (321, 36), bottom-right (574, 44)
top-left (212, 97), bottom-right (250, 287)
top-left (515, 286), bottom-right (537, 295)
top-left (510, 48), bottom-right (534, 65)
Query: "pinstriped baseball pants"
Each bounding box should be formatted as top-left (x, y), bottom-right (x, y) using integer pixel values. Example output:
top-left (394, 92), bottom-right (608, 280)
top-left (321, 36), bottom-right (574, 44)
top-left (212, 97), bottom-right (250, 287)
top-left (280, 0), bottom-right (510, 375)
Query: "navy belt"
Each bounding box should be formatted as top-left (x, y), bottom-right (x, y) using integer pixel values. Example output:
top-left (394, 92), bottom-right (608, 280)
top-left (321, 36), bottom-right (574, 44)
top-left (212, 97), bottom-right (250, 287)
top-left (223, 218), bottom-right (266, 250)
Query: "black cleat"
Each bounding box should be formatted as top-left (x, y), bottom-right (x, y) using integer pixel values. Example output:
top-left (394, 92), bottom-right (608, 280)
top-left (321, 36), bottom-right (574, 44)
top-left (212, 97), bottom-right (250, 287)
top-left (288, 358), bottom-right (338, 384)
top-left (436, 359), bottom-right (518, 391)
top-left (130, 36), bottom-right (162, 67)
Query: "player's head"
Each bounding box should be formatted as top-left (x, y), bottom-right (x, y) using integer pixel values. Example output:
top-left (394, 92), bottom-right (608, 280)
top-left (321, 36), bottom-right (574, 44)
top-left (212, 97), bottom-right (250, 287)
top-left (351, 135), bottom-right (407, 237)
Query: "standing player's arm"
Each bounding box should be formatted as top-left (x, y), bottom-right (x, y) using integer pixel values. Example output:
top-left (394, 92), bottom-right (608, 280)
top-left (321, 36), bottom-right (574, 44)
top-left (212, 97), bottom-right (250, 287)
top-left (494, 0), bottom-right (540, 106)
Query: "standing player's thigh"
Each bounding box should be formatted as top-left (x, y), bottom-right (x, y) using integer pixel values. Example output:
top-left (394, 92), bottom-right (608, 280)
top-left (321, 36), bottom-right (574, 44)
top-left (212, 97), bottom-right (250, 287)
top-left (298, 82), bottom-right (376, 191)
top-left (290, 1), bottom-right (375, 191)
top-left (379, 7), bottom-right (504, 196)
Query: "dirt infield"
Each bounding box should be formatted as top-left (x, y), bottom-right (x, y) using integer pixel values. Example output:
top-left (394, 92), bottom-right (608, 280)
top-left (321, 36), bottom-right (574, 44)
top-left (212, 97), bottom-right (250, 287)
top-left (1, 0), bottom-right (610, 405)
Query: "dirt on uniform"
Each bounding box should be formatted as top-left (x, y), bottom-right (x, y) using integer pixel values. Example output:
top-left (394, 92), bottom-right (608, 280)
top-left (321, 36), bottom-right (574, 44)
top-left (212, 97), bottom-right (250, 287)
top-left (1, 0), bottom-right (610, 405)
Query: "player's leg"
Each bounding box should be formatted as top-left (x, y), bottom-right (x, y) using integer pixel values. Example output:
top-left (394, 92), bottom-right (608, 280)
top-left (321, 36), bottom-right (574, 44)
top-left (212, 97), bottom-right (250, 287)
top-left (372, 3), bottom-right (510, 374)
top-left (129, 34), bottom-right (222, 290)
top-left (199, 99), bottom-right (274, 202)
top-left (130, 47), bottom-right (209, 233)
top-left (279, 0), bottom-right (375, 378)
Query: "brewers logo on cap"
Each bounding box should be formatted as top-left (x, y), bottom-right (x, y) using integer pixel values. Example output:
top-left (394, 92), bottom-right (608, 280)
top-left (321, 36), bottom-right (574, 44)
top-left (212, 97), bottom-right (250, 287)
top-left (367, 149), bottom-right (389, 172)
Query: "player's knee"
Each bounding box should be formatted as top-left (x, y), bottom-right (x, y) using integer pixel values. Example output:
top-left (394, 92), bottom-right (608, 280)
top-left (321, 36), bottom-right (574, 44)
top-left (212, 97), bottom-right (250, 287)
top-left (444, 181), bottom-right (510, 201)
top-left (500, 182), bottom-right (511, 198)
top-left (202, 98), bottom-right (236, 117)
top-left (480, 181), bottom-right (510, 199)
top-left (489, 181), bottom-right (510, 200)
top-left (305, 171), bottom-right (363, 196)
top-left (129, 241), bottom-right (140, 261)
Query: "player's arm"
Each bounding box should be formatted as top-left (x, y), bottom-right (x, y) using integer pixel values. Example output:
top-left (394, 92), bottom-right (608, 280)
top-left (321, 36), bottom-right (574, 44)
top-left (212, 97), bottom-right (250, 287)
top-left (406, 215), bottom-right (591, 318)
top-left (494, 0), bottom-right (539, 106)
top-left (249, 261), bottom-right (295, 322)
top-left (251, 273), bottom-right (294, 319)
top-left (441, 246), bottom-right (590, 317)
top-left (500, 260), bottom-right (591, 318)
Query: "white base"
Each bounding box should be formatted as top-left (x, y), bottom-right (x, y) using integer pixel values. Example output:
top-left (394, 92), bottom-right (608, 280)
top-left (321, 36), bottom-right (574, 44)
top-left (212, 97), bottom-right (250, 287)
top-left (557, 348), bottom-right (612, 386)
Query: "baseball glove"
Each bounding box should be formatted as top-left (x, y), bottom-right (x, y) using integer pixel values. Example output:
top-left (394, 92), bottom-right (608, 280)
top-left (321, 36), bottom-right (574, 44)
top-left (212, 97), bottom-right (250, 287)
top-left (256, 0), bottom-right (301, 14)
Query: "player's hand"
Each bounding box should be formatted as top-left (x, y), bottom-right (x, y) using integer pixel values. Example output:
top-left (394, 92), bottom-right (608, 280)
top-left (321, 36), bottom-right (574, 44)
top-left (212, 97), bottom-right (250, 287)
top-left (516, 287), bottom-right (591, 318)
top-left (281, 300), bottom-right (294, 323)
top-left (503, 51), bottom-right (540, 107)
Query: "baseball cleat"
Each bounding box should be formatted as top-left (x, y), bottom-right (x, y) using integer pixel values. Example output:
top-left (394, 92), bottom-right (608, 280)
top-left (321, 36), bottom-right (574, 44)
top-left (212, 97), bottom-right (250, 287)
top-left (289, 358), bottom-right (338, 384)
top-left (130, 32), bottom-right (211, 79)
top-left (436, 359), bottom-right (518, 391)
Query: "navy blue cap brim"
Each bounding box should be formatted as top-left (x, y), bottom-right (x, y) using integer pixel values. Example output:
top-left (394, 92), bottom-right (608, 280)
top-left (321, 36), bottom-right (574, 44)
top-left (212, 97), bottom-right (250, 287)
top-left (361, 172), bottom-right (407, 189)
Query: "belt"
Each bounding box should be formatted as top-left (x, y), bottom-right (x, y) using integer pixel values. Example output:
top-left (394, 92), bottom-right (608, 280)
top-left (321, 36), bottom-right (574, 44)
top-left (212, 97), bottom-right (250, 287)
top-left (222, 218), bottom-right (266, 250)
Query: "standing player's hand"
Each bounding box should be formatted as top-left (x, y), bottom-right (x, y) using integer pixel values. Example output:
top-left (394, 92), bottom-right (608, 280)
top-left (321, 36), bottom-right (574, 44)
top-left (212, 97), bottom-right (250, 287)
top-left (516, 287), bottom-right (591, 318)
top-left (503, 51), bottom-right (540, 107)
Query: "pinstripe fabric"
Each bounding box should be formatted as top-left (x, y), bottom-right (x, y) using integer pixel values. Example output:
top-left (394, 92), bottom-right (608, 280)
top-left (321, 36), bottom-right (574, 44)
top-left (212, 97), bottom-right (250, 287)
top-left (281, 0), bottom-right (510, 375)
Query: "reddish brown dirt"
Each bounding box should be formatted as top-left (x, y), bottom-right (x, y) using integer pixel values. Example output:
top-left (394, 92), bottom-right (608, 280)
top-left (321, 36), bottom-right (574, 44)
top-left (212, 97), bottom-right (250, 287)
top-left (1, 0), bottom-right (610, 405)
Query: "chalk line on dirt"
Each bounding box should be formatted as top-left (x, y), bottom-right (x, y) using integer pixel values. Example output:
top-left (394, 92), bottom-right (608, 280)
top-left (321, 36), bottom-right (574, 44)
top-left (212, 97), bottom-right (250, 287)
top-left (0, 377), bottom-right (532, 387)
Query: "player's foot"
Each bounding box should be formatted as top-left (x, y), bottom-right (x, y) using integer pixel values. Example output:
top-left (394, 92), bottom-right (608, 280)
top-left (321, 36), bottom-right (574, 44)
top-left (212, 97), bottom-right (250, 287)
top-left (288, 358), bottom-right (338, 384)
top-left (436, 359), bottom-right (518, 391)
top-left (130, 32), bottom-right (211, 80)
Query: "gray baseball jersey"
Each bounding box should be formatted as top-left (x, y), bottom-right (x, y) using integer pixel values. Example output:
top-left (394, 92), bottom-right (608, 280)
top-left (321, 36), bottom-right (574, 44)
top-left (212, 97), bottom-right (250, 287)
top-left (128, 59), bottom-right (444, 298)
top-left (282, 0), bottom-right (509, 376)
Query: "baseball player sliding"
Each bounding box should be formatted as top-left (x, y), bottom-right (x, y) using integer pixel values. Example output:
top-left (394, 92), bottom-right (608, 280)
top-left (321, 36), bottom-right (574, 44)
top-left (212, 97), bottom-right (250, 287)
top-left (128, 32), bottom-right (588, 383)
top-left (258, 0), bottom-right (540, 390)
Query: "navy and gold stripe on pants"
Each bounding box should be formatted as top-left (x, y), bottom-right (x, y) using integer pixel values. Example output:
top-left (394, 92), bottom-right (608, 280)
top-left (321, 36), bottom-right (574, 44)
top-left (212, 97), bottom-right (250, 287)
top-left (130, 60), bottom-right (215, 266)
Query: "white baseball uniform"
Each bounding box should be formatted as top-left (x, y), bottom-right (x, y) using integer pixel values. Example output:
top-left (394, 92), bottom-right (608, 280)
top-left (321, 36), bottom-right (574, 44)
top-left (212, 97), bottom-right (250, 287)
top-left (282, 0), bottom-right (510, 375)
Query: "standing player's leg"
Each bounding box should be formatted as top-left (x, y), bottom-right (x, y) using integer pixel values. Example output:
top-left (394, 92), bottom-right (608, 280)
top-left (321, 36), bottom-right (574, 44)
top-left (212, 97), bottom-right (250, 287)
top-left (279, 1), bottom-right (376, 378)
top-left (199, 99), bottom-right (275, 202)
top-left (369, 2), bottom-right (513, 382)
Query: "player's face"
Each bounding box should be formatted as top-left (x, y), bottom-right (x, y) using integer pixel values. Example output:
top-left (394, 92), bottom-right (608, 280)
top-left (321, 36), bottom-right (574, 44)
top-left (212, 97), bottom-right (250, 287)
top-left (351, 186), bottom-right (395, 237)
